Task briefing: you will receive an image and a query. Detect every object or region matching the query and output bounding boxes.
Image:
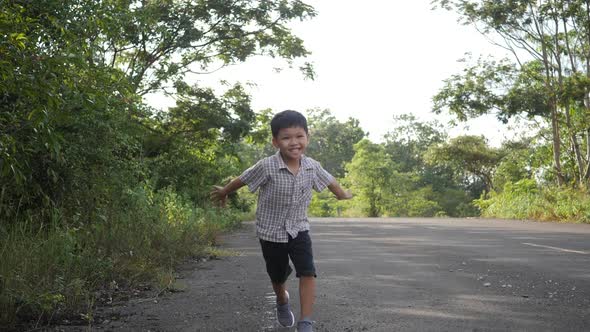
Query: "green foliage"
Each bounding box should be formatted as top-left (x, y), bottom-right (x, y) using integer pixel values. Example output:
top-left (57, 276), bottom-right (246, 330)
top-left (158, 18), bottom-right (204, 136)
top-left (475, 179), bottom-right (541, 220)
top-left (425, 135), bottom-right (502, 197)
top-left (433, 56), bottom-right (517, 122)
top-left (432, 0), bottom-right (590, 187)
top-left (345, 140), bottom-right (394, 217)
top-left (0, 184), bottom-right (244, 328)
top-left (305, 109), bottom-right (367, 178)
top-left (382, 115), bottom-right (479, 217)
top-left (384, 187), bottom-right (443, 218)
top-left (1, 0), bottom-right (317, 328)
top-left (343, 139), bottom-right (445, 217)
top-left (309, 190), bottom-right (340, 217)
top-left (476, 179), bottom-right (590, 223)
top-left (306, 116), bottom-right (479, 219)
top-left (493, 138), bottom-right (535, 190)
top-left (1, 0), bottom-right (316, 222)
top-left (383, 114), bottom-right (447, 173)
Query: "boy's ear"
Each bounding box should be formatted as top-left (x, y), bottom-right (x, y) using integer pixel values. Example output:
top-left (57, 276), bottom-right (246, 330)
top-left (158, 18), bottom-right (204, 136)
top-left (271, 136), bottom-right (278, 148)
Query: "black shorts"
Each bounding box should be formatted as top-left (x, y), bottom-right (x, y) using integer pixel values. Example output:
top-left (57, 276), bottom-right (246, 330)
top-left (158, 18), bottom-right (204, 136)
top-left (259, 231), bottom-right (316, 284)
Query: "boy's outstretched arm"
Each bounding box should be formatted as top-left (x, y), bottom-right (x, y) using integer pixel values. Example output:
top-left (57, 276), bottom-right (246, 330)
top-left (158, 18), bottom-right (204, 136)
top-left (210, 178), bottom-right (245, 207)
top-left (327, 180), bottom-right (353, 200)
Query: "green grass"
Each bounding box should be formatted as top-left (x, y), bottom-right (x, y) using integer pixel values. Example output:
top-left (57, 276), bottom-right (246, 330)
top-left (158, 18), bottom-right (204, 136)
top-left (0, 185), bottom-right (244, 329)
top-left (475, 179), bottom-right (590, 223)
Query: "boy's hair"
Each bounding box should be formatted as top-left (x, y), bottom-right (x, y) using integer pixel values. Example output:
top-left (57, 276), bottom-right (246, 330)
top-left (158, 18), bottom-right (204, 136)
top-left (270, 110), bottom-right (308, 137)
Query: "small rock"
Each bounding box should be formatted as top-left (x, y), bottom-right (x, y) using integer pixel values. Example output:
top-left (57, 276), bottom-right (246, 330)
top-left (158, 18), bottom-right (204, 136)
top-left (484, 282), bottom-right (491, 287)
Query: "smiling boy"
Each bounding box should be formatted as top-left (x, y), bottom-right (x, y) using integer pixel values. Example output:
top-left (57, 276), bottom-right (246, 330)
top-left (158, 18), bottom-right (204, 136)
top-left (210, 110), bottom-right (352, 332)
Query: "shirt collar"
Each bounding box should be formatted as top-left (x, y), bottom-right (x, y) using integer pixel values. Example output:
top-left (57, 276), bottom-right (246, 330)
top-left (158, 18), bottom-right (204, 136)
top-left (273, 151), bottom-right (313, 170)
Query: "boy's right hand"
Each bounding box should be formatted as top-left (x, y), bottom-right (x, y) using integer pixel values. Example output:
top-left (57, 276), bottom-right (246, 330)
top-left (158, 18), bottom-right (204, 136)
top-left (210, 185), bottom-right (228, 207)
top-left (342, 189), bottom-right (353, 200)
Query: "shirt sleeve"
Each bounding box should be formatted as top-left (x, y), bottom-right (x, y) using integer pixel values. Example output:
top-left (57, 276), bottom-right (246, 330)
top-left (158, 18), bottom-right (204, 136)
top-left (239, 159), bottom-right (268, 193)
top-left (313, 162), bottom-right (335, 192)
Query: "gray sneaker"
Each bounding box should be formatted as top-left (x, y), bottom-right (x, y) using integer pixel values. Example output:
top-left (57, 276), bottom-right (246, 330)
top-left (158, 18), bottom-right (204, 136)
top-left (297, 319), bottom-right (313, 332)
top-left (276, 290), bottom-right (295, 327)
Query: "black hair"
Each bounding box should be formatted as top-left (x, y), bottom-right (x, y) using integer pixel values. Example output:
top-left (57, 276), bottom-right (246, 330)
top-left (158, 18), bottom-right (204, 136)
top-left (270, 110), bottom-right (308, 137)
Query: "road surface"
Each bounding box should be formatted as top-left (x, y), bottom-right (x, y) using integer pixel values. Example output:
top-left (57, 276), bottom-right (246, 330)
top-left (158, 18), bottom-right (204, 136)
top-left (97, 218), bottom-right (590, 331)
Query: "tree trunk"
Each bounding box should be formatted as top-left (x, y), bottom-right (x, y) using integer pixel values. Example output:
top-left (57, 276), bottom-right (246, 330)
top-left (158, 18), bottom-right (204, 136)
top-left (563, 103), bottom-right (585, 185)
top-left (584, 128), bottom-right (590, 183)
top-left (551, 106), bottom-right (565, 185)
top-left (559, 16), bottom-right (585, 185)
top-left (535, 4), bottom-right (564, 185)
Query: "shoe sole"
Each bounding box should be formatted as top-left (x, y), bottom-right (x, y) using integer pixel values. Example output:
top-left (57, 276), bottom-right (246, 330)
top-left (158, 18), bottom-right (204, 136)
top-left (276, 290), bottom-right (295, 328)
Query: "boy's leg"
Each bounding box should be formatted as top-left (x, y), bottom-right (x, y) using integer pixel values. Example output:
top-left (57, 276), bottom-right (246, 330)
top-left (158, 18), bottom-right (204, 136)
top-left (259, 239), bottom-right (292, 285)
top-left (272, 281), bottom-right (289, 305)
top-left (259, 239), bottom-right (295, 327)
top-left (288, 231), bottom-right (317, 321)
top-left (299, 275), bottom-right (315, 319)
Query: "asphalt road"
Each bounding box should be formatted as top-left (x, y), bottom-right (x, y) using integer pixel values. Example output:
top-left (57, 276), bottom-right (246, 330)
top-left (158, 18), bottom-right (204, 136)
top-left (100, 218), bottom-right (590, 331)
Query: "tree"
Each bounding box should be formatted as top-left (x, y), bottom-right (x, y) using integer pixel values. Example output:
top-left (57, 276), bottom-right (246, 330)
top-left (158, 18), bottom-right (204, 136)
top-left (433, 0), bottom-right (590, 187)
top-left (305, 109), bottom-right (367, 178)
top-left (382, 114), bottom-right (473, 216)
top-left (75, 0), bottom-right (316, 95)
top-left (493, 137), bottom-right (536, 190)
top-left (0, 0), bottom-right (317, 222)
top-left (383, 114), bottom-right (447, 173)
top-left (425, 135), bottom-right (502, 198)
top-left (346, 139), bottom-right (394, 217)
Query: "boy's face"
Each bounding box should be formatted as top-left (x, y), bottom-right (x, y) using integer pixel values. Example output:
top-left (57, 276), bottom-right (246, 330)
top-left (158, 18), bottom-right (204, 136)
top-left (272, 126), bottom-right (309, 162)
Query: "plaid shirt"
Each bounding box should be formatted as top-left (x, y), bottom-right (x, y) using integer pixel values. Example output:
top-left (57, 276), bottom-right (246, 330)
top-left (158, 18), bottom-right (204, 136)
top-left (239, 151), bottom-right (335, 243)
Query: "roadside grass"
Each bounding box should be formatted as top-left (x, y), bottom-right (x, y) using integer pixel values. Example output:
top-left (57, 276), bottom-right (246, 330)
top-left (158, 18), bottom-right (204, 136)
top-left (0, 185), bottom-right (245, 330)
top-left (475, 179), bottom-right (590, 223)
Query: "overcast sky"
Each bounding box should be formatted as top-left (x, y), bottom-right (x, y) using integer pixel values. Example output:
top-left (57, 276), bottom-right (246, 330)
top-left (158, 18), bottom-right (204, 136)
top-left (146, 1), bottom-right (524, 145)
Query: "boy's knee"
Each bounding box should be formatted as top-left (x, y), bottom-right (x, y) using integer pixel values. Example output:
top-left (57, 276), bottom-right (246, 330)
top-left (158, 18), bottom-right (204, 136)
top-left (296, 271), bottom-right (317, 278)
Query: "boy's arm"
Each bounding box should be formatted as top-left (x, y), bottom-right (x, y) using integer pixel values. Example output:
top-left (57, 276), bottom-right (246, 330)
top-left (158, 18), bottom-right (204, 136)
top-left (327, 180), bottom-right (353, 200)
top-left (210, 177), bottom-right (246, 207)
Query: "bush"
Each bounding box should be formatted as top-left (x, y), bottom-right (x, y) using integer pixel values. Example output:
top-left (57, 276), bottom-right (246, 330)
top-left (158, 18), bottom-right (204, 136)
top-left (475, 179), bottom-right (590, 223)
top-left (0, 183), bottom-right (243, 329)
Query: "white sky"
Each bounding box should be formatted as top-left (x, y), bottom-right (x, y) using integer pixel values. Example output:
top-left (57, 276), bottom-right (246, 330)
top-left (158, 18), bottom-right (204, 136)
top-left (146, 1), bottom-right (526, 145)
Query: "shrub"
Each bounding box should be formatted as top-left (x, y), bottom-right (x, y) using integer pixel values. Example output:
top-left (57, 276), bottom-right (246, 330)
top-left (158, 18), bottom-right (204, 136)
top-left (0, 183), bottom-right (243, 329)
top-left (475, 179), bottom-right (590, 223)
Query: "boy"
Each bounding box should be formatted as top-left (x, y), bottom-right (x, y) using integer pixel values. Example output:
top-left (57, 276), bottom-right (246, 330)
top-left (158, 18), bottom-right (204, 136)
top-left (210, 110), bottom-right (352, 332)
